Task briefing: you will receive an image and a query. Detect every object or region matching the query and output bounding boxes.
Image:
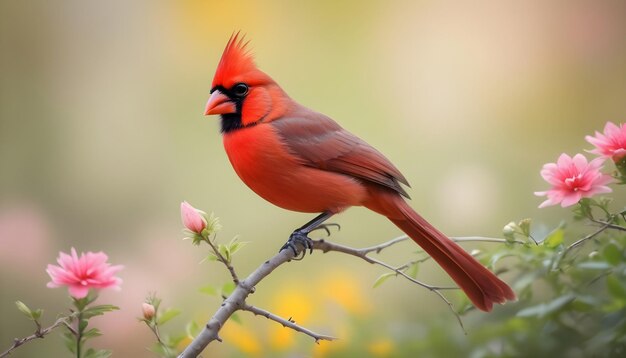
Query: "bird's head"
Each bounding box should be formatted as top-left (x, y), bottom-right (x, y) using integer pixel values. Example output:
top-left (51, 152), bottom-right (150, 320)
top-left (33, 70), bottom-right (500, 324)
top-left (205, 33), bottom-right (287, 133)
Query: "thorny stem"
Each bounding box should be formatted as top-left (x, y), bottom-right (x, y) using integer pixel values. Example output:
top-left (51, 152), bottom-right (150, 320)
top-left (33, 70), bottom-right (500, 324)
top-left (241, 303), bottom-right (336, 342)
top-left (0, 317), bottom-right (71, 358)
top-left (180, 234), bottom-right (515, 356)
top-left (178, 249), bottom-right (298, 358)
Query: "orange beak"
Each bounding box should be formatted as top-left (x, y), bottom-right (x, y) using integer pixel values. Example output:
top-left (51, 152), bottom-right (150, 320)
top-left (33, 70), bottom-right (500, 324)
top-left (204, 90), bottom-right (236, 115)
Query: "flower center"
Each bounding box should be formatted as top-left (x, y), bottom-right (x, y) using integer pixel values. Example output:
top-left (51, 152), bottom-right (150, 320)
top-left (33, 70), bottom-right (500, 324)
top-left (564, 173), bottom-right (583, 191)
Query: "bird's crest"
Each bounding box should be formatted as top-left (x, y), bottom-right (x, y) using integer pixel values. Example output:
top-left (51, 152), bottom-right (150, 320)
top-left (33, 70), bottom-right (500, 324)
top-left (212, 32), bottom-right (256, 88)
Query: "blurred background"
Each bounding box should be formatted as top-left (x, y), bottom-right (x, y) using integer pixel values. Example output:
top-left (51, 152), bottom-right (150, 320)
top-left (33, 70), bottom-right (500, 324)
top-left (1, 0), bottom-right (626, 356)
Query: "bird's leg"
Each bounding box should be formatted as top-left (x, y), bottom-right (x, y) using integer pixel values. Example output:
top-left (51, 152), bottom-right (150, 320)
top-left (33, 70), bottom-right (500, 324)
top-left (281, 211), bottom-right (335, 259)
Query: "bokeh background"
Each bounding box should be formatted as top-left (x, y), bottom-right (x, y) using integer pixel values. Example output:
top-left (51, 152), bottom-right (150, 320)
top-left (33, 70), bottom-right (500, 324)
top-left (1, 0), bottom-right (626, 357)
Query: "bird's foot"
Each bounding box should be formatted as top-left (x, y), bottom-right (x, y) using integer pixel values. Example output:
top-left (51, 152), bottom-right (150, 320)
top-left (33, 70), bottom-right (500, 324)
top-left (280, 230), bottom-right (314, 260)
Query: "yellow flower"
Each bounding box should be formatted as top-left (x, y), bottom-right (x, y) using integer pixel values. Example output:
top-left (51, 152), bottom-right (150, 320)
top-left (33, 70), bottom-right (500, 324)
top-left (269, 288), bottom-right (314, 350)
top-left (319, 271), bottom-right (371, 314)
top-left (221, 321), bottom-right (262, 356)
top-left (367, 338), bottom-right (395, 357)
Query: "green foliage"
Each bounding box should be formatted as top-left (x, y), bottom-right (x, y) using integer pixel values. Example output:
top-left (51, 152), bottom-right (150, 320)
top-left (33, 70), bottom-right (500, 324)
top-left (335, 198), bottom-right (626, 357)
top-left (207, 236), bottom-right (249, 264)
top-left (379, 198), bottom-right (626, 357)
top-left (140, 294), bottom-right (184, 358)
top-left (63, 291), bottom-right (119, 358)
top-left (15, 300), bottom-right (43, 321)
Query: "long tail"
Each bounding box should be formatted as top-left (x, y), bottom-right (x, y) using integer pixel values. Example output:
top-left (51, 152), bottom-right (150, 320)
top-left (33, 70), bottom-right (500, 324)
top-left (366, 191), bottom-right (516, 311)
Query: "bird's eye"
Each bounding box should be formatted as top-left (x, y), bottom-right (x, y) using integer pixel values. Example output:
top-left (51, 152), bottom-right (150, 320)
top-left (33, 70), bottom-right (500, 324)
top-left (232, 83), bottom-right (249, 97)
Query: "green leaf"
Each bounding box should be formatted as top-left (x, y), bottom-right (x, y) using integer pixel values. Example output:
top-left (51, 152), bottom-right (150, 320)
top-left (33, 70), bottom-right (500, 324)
top-left (31, 308), bottom-right (43, 321)
top-left (218, 244), bottom-right (230, 263)
top-left (606, 275), bottom-right (626, 300)
top-left (230, 312), bottom-right (242, 324)
top-left (543, 228), bottom-right (564, 248)
top-left (162, 332), bottom-right (187, 353)
top-left (373, 272), bottom-right (396, 288)
top-left (84, 348), bottom-right (112, 358)
top-left (82, 305), bottom-right (119, 319)
top-left (186, 320), bottom-right (201, 338)
top-left (516, 294), bottom-right (576, 318)
top-left (203, 212), bottom-right (222, 236)
top-left (15, 301), bottom-right (34, 320)
top-left (79, 318), bottom-right (88, 332)
top-left (63, 331), bottom-right (77, 353)
top-left (157, 308), bottom-right (181, 326)
top-left (199, 285), bottom-right (218, 296)
top-left (221, 282), bottom-right (236, 297)
top-left (489, 251), bottom-right (515, 268)
top-left (407, 262), bottom-right (419, 279)
top-left (82, 328), bottom-right (102, 339)
top-left (603, 243), bottom-right (623, 266)
top-left (206, 252), bottom-right (218, 261)
top-left (228, 236), bottom-right (248, 256)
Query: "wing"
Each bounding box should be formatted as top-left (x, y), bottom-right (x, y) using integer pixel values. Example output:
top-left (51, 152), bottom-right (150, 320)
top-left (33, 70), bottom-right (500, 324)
top-left (270, 113), bottom-right (411, 198)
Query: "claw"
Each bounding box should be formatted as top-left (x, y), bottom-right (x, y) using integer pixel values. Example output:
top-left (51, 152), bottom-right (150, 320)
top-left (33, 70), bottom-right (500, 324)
top-left (310, 223), bottom-right (341, 236)
top-left (279, 212), bottom-right (337, 259)
top-left (280, 230), bottom-right (314, 259)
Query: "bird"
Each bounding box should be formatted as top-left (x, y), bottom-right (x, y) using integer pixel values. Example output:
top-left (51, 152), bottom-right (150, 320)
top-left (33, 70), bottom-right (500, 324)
top-left (203, 33), bottom-right (516, 312)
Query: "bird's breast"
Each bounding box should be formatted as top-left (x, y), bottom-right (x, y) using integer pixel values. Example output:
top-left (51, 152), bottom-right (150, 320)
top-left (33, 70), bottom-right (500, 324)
top-left (222, 124), bottom-right (367, 213)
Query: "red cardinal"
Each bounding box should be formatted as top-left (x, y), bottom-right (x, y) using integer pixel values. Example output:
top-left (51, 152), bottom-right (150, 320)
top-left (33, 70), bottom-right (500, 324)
top-left (204, 34), bottom-right (515, 312)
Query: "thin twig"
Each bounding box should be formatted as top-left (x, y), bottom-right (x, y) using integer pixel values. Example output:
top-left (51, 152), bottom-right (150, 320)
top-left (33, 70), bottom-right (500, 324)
top-left (313, 238), bottom-right (465, 333)
top-left (451, 236), bottom-right (526, 244)
top-left (205, 237), bottom-right (240, 285)
top-left (313, 238), bottom-right (454, 290)
top-left (241, 304), bottom-right (336, 342)
top-left (563, 222), bottom-right (611, 258)
top-left (0, 317), bottom-right (70, 358)
top-left (589, 218), bottom-right (626, 232)
top-left (148, 314), bottom-right (173, 358)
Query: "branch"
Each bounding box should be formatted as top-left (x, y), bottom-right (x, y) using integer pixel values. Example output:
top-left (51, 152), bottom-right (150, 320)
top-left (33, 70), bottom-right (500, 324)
top-left (589, 218), bottom-right (626, 232)
top-left (241, 303), bottom-right (336, 342)
top-left (179, 248), bottom-right (299, 357)
top-left (451, 236), bottom-right (526, 244)
top-left (563, 222), bottom-right (611, 257)
top-left (180, 232), bottom-right (505, 357)
top-left (313, 237), bottom-right (465, 332)
top-left (0, 317), bottom-right (71, 358)
top-left (205, 236), bottom-right (240, 285)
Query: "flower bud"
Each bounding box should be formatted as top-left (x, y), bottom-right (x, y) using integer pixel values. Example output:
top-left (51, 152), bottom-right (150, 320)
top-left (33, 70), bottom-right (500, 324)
top-left (503, 222), bottom-right (517, 236)
top-left (180, 201), bottom-right (206, 234)
top-left (142, 302), bottom-right (155, 320)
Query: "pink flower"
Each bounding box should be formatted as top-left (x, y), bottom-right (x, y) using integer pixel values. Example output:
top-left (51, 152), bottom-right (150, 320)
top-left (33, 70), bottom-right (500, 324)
top-left (586, 121), bottom-right (626, 162)
top-left (46, 248), bottom-right (123, 299)
top-left (180, 201), bottom-right (206, 234)
top-left (535, 153), bottom-right (612, 208)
